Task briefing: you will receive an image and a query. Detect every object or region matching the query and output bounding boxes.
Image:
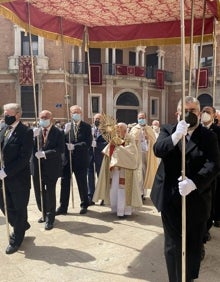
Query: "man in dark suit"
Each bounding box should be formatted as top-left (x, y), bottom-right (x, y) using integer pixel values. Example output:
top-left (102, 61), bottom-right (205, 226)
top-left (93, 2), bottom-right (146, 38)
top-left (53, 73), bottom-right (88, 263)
top-left (31, 110), bottom-right (65, 230)
top-left (150, 96), bottom-right (220, 282)
top-left (56, 105), bottom-right (92, 215)
top-left (87, 113), bottom-right (107, 205)
top-left (0, 103), bottom-right (33, 254)
top-left (200, 106), bottom-right (220, 238)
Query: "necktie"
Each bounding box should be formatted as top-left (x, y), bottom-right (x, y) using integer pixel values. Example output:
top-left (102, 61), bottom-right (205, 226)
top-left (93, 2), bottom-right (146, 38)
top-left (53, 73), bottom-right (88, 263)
top-left (4, 126), bottom-right (12, 145)
top-left (43, 128), bottom-right (47, 144)
top-left (186, 133), bottom-right (190, 143)
top-left (73, 123), bottom-right (78, 141)
top-left (94, 127), bottom-right (98, 139)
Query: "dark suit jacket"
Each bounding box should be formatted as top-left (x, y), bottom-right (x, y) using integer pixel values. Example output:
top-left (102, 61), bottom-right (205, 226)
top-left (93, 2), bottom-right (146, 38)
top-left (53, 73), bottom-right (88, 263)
top-left (0, 121), bottom-right (33, 190)
top-left (89, 126), bottom-right (107, 170)
top-left (31, 125), bottom-right (65, 181)
top-left (64, 121), bottom-right (92, 170)
top-left (150, 123), bottom-right (220, 223)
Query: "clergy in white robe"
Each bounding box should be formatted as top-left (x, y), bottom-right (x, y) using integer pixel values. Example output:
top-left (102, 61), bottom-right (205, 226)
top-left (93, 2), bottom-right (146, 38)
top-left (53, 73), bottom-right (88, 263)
top-left (93, 123), bottom-right (142, 217)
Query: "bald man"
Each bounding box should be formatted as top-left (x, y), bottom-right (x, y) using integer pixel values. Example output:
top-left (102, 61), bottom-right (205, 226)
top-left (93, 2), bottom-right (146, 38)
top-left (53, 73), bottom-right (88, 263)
top-left (31, 110), bottom-right (65, 230)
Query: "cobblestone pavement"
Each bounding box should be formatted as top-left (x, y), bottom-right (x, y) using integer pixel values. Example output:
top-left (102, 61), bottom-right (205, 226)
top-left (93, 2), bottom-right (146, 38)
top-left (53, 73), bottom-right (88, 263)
top-left (0, 179), bottom-right (219, 282)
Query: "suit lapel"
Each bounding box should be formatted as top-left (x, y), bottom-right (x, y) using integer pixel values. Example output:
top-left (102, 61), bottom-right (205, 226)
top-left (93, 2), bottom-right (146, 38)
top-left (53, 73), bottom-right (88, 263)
top-left (177, 126), bottom-right (200, 154)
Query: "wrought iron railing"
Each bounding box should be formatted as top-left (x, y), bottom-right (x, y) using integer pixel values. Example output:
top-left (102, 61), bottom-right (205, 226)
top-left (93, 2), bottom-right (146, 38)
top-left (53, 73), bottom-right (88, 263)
top-left (68, 62), bottom-right (173, 82)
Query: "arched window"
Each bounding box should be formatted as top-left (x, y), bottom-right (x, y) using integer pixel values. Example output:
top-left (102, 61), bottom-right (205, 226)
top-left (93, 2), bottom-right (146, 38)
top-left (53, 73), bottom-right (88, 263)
top-left (116, 92), bottom-right (139, 123)
top-left (116, 92), bottom-right (139, 106)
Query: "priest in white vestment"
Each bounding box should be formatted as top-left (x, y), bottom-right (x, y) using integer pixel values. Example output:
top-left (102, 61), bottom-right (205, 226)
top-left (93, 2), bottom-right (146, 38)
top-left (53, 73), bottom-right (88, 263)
top-left (93, 123), bottom-right (142, 217)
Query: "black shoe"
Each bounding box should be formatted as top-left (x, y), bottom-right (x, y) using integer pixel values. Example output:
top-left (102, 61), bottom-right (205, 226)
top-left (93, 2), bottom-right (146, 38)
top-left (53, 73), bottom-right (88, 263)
top-left (55, 208), bottom-right (67, 216)
top-left (214, 220), bottom-right (220, 227)
top-left (10, 222), bottom-right (31, 239)
top-left (5, 244), bottom-right (19, 255)
top-left (45, 222), bottom-right (54, 230)
top-left (79, 207), bottom-right (87, 214)
top-left (100, 200), bottom-right (105, 206)
top-left (89, 201), bottom-right (95, 206)
top-left (38, 217), bottom-right (45, 223)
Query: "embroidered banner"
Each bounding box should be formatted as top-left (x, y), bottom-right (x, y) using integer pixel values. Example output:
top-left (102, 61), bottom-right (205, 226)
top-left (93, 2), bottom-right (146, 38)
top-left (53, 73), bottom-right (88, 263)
top-left (116, 65), bottom-right (127, 75)
top-left (135, 66), bottom-right (145, 77)
top-left (90, 64), bottom-right (102, 85)
top-left (127, 66), bottom-right (135, 76)
top-left (156, 69), bottom-right (164, 89)
top-left (19, 56), bottom-right (34, 85)
top-left (196, 68), bottom-right (208, 88)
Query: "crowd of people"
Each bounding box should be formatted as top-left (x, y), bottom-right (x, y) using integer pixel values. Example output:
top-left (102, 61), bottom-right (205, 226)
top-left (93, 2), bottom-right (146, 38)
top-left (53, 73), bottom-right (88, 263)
top-left (0, 99), bottom-right (220, 282)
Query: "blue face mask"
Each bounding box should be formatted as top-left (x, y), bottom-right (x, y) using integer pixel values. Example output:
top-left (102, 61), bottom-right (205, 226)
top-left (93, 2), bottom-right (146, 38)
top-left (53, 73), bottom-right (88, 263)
top-left (39, 119), bottom-right (50, 128)
top-left (138, 118), bottom-right (146, 126)
top-left (72, 113), bottom-right (81, 122)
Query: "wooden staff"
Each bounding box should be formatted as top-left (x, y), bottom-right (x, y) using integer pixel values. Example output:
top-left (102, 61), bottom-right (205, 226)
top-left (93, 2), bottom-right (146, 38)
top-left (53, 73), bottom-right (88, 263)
top-left (60, 17), bottom-right (74, 208)
top-left (0, 144), bottom-right (10, 242)
top-left (27, 2), bottom-right (45, 220)
top-left (180, 0), bottom-right (186, 281)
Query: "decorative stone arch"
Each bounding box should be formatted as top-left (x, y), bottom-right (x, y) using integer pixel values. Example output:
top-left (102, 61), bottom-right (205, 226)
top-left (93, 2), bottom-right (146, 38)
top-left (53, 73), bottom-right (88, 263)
top-left (197, 93), bottom-right (213, 110)
top-left (114, 90), bottom-right (141, 124)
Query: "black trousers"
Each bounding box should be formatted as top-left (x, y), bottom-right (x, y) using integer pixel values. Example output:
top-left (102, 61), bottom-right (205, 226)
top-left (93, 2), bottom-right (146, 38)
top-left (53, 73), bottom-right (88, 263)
top-left (214, 176), bottom-right (220, 221)
top-left (87, 152), bottom-right (102, 201)
top-left (0, 182), bottom-right (30, 247)
top-left (59, 161), bottom-right (89, 211)
top-left (33, 176), bottom-right (57, 224)
top-left (161, 205), bottom-right (205, 282)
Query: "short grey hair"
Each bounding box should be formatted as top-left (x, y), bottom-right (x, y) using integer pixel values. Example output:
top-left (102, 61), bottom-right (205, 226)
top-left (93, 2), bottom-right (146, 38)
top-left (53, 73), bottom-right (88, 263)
top-left (177, 96), bottom-right (200, 112)
top-left (3, 103), bottom-right (22, 115)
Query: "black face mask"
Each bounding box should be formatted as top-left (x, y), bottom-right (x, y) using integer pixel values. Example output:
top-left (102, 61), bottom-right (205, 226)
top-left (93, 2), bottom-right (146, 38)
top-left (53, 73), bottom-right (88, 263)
top-left (94, 120), bottom-right (100, 127)
top-left (181, 111), bottom-right (198, 128)
top-left (4, 115), bottom-right (16, 126)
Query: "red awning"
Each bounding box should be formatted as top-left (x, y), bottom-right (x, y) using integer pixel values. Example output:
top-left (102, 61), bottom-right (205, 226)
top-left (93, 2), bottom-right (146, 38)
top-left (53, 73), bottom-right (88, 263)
top-left (0, 0), bottom-right (219, 47)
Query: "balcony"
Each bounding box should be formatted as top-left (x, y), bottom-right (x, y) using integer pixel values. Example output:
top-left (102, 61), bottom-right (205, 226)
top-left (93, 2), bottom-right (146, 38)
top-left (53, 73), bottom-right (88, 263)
top-left (8, 55), bottom-right (49, 74)
top-left (68, 62), bottom-right (173, 82)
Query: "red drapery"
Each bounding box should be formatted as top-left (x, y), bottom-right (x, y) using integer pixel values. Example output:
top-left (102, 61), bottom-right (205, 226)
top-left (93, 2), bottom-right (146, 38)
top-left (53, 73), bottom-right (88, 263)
top-left (19, 56), bottom-right (34, 85)
top-left (156, 69), bottom-right (165, 89)
top-left (196, 68), bottom-right (208, 88)
top-left (90, 64), bottom-right (102, 85)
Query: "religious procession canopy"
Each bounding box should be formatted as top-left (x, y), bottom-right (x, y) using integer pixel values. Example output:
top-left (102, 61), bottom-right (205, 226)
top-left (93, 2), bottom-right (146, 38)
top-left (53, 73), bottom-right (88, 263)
top-left (0, 0), bottom-right (219, 48)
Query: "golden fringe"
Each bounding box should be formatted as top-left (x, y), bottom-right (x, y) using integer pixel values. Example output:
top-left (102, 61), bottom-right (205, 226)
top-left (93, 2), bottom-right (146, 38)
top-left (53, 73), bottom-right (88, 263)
top-left (89, 34), bottom-right (213, 49)
top-left (0, 5), bottom-right (214, 48)
top-left (0, 6), bottom-right (83, 46)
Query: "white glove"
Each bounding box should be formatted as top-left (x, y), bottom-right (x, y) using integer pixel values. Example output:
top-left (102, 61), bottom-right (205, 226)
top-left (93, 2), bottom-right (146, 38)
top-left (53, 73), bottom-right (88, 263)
top-left (0, 169), bottom-right (7, 180)
top-left (64, 123), bottom-right (71, 134)
top-left (178, 177), bottom-right (197, 196)
top-left (35, 151), bottom-right (46, 159)
top-left (172, 120), bottom-right (188, 145)
top-left (33, 127), bottom-right (41, 137)
top-left (66, 143), bottom-right (75, 151)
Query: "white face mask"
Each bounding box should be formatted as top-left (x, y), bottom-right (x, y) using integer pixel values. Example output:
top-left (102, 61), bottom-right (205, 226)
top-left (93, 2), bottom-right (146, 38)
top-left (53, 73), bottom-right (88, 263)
top-left (201, 112), bottom-right (212, 123)
top-left (39, 119), bottom-right (50, 128)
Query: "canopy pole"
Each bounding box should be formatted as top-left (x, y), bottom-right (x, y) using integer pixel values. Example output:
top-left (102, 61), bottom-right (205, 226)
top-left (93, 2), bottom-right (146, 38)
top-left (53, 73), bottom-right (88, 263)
top-left (0, 145), bottom-right (10, 242)
top-left (188, 0), bottom-right (195, 96)
top-left (84, 26), bottom-right (97, 199)
top-left (84, 27), bottom-right (94, 118)
top-left (60, 17), bottom-right (74, 208)
top-left (27, 1), bottom-right (45, 221)
top-left (195, 0), bottom-right (206, 98)
top-left (212, 18), bottom-right (217, 106)
top-left (180, 0), bottom-right (186, 281)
